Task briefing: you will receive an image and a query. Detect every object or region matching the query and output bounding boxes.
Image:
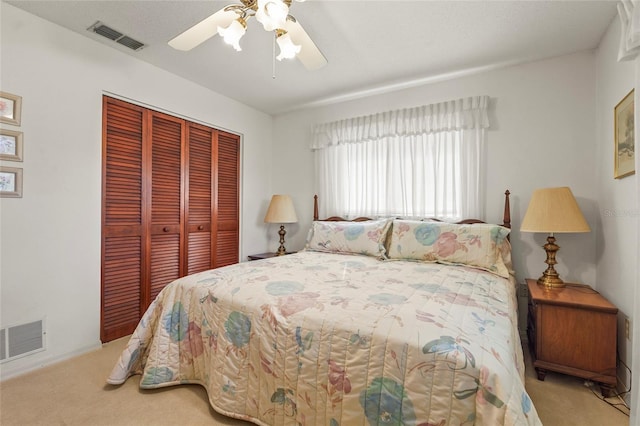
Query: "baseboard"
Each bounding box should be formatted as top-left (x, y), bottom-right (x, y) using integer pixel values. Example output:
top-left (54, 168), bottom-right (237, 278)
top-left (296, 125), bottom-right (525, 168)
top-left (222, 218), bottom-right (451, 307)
top-left (0, 341), bottom-right (102, 382)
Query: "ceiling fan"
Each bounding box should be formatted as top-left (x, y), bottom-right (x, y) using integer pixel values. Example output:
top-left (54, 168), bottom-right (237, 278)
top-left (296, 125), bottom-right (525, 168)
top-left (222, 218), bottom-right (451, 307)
top-left (168, 0), bottom-right (327, 71)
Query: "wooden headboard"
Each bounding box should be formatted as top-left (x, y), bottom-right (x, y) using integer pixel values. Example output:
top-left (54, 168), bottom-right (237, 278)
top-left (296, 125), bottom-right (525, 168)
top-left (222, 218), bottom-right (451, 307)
top-left (313, 190), bottom-right (511, 229)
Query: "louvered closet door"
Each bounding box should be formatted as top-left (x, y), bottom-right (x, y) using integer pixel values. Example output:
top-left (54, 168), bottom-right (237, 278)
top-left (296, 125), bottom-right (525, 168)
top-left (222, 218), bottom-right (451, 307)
top-left (102, 96), bottom-right (240, 342)
top-left (101, 97), bottom-right (146, 342)
top-left (148, 112), bottom-right (185, 302)
top-left (186, 123), bottom-right (214, 275)
top-left (215, 131), bottom-right (240, 267)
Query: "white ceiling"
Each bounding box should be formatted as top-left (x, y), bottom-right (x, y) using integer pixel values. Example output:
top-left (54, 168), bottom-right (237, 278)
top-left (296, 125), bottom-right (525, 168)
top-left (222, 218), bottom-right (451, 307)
top-left (5, 0), bottom-right (618, 115)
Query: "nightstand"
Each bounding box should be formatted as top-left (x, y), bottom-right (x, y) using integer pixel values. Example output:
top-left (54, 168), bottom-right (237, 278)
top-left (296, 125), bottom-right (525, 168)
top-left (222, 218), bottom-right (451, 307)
top-left (526, 278), bottom-right (618, 397)
top-left (247, 252), bottom-right (294, 261)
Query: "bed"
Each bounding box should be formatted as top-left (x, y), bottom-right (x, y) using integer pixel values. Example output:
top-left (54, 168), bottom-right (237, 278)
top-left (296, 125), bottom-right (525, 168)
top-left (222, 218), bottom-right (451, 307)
top-left (107, 191), bottom-right (541, 425)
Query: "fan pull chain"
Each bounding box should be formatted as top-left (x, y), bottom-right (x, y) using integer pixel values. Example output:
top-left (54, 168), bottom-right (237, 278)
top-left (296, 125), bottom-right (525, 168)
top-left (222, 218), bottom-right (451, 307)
top-left (272, 33), bottom-right (276, 79)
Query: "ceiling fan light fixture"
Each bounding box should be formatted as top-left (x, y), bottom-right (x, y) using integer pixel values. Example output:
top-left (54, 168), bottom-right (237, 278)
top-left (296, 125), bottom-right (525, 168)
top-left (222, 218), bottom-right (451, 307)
top-left (256, 0), bottom-right (289, 31)
top-left (169, 0), bottom-right (327, 70)
top-left (276, 30), bottom-right (301, 60)
top-left (217, 17), bottom-right (247, 51)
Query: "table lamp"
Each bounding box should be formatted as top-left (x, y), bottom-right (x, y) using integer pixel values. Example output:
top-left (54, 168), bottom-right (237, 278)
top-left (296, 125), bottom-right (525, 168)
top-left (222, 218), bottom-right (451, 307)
top-left (264, 194), bottom-right (298, 255)
top-left (520, 187), bottom-right (591, 288)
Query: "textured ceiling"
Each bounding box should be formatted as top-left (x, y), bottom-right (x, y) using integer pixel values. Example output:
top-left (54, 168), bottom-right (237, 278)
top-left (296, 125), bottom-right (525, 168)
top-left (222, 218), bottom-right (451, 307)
top-left (5, 0), bottom-right (618, 115)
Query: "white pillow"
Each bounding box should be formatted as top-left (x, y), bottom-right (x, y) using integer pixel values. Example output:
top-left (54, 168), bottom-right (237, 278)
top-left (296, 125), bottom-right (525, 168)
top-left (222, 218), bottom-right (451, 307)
top-left (387, 219), bottom-right (511, 277)
top-left (305, 219), bottom-right (392, 259)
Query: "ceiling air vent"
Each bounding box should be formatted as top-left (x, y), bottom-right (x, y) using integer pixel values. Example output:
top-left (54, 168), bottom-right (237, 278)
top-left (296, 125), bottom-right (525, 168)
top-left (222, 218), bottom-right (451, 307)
top-left (117, 36), bottom-right (145, 51)
top-left (88, 21), bottom-right (145, 51)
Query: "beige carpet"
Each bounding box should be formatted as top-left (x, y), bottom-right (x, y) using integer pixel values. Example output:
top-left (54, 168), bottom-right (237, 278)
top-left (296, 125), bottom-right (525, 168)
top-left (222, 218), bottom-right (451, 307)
top-left (0, 337), bottom-right (629, 425)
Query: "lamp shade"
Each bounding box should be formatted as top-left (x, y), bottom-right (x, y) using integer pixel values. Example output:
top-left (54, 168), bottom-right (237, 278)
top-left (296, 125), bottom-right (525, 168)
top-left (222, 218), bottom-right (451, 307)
top-left (264, 194), bottom-right (298, 224)
top-left (520, 187), bottom-right (590, 233)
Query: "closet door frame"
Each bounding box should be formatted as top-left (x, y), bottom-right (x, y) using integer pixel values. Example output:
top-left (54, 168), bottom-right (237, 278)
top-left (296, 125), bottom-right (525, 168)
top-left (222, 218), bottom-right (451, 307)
top-left (101, 96), bottom-right (240, 342)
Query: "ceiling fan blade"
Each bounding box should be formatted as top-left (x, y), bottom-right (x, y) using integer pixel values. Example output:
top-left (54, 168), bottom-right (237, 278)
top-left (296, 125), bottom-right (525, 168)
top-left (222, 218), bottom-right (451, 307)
top-left (283, 19), bottom-right (327, 71)
top-left (169, 8), bottom-right (237, 51)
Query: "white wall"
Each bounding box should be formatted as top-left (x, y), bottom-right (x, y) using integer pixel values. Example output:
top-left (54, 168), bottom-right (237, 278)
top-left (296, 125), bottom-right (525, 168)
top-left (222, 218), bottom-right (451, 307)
top-left (273, 51), bottom-right (599, 291)
top-left (0, 4), bottom-right (273, 379)
top-left (595, 16), bottom-right (637, 403)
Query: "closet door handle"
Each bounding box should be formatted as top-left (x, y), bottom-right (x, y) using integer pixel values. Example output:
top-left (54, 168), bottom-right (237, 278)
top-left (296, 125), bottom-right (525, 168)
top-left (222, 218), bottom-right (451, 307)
top-left (163, 227), bottom-right (170, 232)
top-left (198, 225), bottom-right (204, 230)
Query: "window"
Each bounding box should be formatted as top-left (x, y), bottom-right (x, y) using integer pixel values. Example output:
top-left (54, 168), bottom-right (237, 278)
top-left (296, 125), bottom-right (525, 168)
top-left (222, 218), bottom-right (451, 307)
top-left (312, 96), bottom-right (490, 221)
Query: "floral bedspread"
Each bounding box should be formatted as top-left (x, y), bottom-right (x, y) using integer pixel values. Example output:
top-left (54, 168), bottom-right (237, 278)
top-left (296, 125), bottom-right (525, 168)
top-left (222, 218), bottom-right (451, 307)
top-left (107, 251), bottom-right (540, 425)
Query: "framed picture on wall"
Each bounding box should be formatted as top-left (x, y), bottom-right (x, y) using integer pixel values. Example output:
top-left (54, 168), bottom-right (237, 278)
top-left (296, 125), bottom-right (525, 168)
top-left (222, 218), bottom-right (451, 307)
top-left (0, 166), bottom-right (23, 198)
top-left (614, 89), bottom-right (635, 179)
top-left (0, 129), bottom-right (24, 162)
top-left (0, 92), bottom-right (22, 126)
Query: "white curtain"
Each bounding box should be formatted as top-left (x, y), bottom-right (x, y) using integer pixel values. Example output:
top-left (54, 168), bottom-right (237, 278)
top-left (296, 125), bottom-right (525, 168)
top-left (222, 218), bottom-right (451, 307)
top-left (311, 96), bottom-right (489, 220)
top-left (618, 0), bottom-right (640, 61)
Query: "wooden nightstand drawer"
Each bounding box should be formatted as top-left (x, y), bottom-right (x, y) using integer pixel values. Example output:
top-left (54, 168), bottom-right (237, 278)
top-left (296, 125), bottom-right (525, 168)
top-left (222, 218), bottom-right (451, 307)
top-left (526, 279), bottom-right (618, 396)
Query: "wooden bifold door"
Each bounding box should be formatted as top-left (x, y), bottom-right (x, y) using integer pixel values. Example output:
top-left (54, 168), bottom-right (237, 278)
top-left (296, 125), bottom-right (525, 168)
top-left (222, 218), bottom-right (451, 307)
top-left (101, 96), bottom-right (239, 342)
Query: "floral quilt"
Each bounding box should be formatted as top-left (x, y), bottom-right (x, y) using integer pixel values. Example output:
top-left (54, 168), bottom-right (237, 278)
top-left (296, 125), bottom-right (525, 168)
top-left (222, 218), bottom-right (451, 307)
top-left (107, 251), bottom-right (540, 425)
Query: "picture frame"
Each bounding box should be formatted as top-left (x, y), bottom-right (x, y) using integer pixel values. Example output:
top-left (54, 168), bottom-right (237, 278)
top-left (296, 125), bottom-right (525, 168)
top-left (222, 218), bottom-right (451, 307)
top-left (614, 89), bottom-right (635, 179)
top-left (0, 129), bottom-right (24, 162)
top-left (0, 92), bottom-right (22, 126)
top-left (0, 166), bottom-right (23, 198)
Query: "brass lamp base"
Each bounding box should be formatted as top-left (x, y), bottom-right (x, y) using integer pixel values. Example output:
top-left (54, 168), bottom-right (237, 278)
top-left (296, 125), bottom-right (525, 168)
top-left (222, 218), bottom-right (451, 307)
top-left (537, 275), bottom-right (565, 288)
top-left (276, 225), bottom-right (287, 256)
top-left (537, 234), bottom-right (565, 289)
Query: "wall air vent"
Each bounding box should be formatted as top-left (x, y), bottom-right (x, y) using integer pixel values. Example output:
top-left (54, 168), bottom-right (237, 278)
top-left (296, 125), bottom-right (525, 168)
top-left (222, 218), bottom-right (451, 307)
top-left (88, 21), bottom-right (146, 51)
top-left (0, 319), bottom-right (46, 363)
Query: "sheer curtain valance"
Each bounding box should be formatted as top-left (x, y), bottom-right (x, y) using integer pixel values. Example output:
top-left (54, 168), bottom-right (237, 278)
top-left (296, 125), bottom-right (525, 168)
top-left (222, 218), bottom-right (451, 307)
top-left (311, 96), bottom-right (490, 221)
top-left (311, 96), bottom-right (489, 149)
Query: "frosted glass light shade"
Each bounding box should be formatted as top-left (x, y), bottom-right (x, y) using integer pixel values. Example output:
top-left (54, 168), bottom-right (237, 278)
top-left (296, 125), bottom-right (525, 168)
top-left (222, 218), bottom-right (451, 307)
top-left (218, 18), bottom-right (246, 51)
top-left (276, 32), bottom-right (301, 60)
top-left (521, 187), bottom-right (590, 233)
top-left (264, 195), bottom-right (298, 223)
top-left (256, 0), bottom-right (289, 32)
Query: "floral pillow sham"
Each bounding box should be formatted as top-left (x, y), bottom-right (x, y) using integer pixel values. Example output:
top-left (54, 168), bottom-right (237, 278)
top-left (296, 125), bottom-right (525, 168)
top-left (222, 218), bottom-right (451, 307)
top-left (305, 219), bottom-right (392, 259)
top-left (386, 219), bottom-right (511, 277)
